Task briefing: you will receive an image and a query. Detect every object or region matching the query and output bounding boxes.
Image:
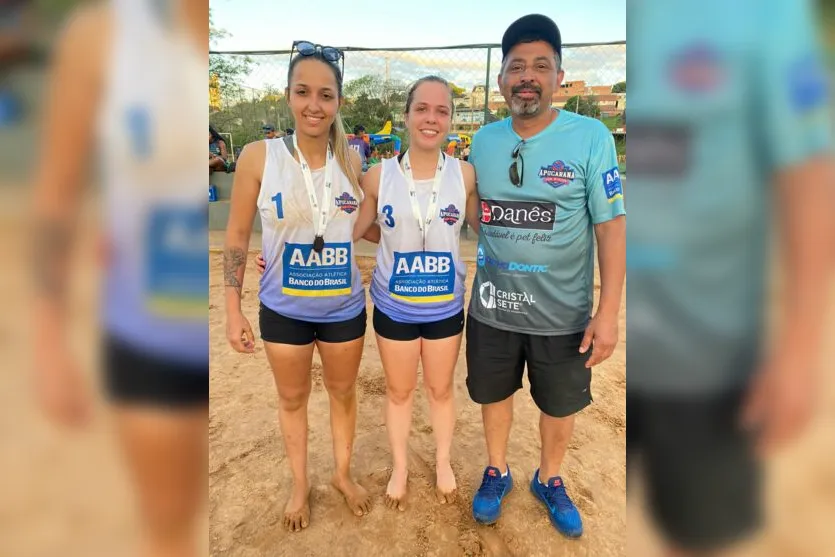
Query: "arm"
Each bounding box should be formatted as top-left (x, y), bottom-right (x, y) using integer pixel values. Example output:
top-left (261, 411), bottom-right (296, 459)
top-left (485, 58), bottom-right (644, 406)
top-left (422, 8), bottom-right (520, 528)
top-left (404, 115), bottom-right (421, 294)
top-left (593, 216), bottom-right (626, 319)
top-left (223, 141), bottom-right (263, 352)
top-left (353, 163), bottom-right (381, 242)
top-left (460, 160), bottom-right (480, 234)
top-left (31, 4), bottom-right (108, 426)
top-left (579, 125), bottom-right (626, 367)
top-left (774, 157), bottom-right (834, 356)
top-left (219, 140), bottom-right (229, 161)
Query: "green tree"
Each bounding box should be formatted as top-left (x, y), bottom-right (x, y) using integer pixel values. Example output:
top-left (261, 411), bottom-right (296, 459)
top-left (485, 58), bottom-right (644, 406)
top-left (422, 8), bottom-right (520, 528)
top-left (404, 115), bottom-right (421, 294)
top-left (342, 75), bottom-right (406, 132)
top-left (496, 106), bottom-right (511, 119)
top-left (563, 95), bottom-right (601, 118)
top-left (209, 9), bottom-right (252, 106)
top-left (344, 75), bottom-right (386, 99)
top-left (611, 81), bottom-right (626, 93)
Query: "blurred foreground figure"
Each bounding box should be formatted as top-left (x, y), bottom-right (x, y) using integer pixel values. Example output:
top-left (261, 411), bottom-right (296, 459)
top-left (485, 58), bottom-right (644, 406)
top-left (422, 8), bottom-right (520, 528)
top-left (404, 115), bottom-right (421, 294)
top-left (627, 0), bottom-right (835, 555)
top-left (0, 0), bottom-right (33, 126)
top-left (31, 1), bottom-right (208, 556)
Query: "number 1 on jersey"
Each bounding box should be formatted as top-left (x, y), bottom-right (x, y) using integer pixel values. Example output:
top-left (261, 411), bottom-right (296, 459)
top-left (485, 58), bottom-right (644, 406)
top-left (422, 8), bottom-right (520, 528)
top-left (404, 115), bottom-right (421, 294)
top-left (272, 193), bottom-right (284, 219)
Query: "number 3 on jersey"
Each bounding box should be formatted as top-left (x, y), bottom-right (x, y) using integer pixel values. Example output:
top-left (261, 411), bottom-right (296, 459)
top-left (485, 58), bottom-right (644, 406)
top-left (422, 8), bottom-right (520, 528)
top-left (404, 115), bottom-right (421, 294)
top-left (272, 193), bottom-right (284, 219)
top-left (382, 204), bottom-right (395, 228)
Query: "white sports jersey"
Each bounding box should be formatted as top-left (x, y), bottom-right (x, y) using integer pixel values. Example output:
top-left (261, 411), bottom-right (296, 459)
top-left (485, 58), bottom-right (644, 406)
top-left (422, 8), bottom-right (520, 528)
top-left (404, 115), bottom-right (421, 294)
top-left (98, 0), bottom-right (207, 365)
top-left (369, 154), bottom-right (467, 323)
top-left (257, 139), bottom-right (365, 321)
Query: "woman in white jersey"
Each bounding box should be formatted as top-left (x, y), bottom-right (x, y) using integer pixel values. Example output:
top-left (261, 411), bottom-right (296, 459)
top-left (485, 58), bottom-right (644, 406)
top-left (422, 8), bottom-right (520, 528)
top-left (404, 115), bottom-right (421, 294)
top-left (31, 1), bottom-right (207, 556)
top-left (356, 76), bottom-right (480, 510)
top-left (224, 42), bottom-right (372, 532)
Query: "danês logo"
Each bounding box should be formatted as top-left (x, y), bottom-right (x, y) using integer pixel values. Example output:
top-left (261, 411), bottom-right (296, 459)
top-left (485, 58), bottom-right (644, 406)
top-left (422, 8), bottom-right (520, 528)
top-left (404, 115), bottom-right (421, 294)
top-left (538, 160), bottom-right (575, 187)
top-left (480, 199), bottom-right (555, 231)
top-left (335, 192), bottom-right (359, 214)
top-left (478, 281), bottom-right (536, 313)
top-left (603, 167), bottom-right (623, 203)
top-left (439, 204), bottom-right (460, 225)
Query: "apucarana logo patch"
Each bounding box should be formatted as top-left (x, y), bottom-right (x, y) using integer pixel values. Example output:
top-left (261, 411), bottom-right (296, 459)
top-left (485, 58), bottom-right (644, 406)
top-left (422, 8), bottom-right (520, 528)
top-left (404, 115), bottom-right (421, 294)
top-left (602, 167), bottom-right (623, 203)
top-left (539, 160), bottom-right (576, 187)
top-left (335, 192), bottom-right (359, 214)
top-left (439, 204), bottom-right (460, 225)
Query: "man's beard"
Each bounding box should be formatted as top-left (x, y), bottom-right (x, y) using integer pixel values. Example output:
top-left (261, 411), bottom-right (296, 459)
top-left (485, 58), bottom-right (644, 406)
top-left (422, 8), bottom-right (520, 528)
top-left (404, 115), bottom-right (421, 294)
top-left (509, 84), bottom-right (543, 116)
top-left (510, 97), bottom-right (541, 116)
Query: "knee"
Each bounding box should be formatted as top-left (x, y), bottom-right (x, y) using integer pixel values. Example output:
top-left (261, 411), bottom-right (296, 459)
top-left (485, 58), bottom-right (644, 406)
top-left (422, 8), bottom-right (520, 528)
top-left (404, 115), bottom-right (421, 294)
top-left (425, 381), bottom-right (453, 403)
top-left (277, 387), bottom-right (311, 411)
top-left (324, 379), bottom-right (356, 402)
top-left (387, 384), bottom-right (416, 405)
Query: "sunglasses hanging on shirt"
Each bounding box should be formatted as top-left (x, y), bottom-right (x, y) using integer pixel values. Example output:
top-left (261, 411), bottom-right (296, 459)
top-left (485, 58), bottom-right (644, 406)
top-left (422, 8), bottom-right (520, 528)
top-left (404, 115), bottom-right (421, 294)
top-left (509, 139), bottom-right (525, 187)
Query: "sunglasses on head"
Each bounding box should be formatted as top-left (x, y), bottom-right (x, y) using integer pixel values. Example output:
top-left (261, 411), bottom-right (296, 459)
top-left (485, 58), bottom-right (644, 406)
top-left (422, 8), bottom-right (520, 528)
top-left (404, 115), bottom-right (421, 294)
top-left (291, 40), bottom-right (345, 74)
top-left (509, 139), bottom-right (525, 187)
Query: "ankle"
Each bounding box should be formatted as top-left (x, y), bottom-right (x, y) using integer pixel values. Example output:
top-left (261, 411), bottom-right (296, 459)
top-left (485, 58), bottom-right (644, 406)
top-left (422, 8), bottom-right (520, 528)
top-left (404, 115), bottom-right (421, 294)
top-left (488, 461), bottom-right (508, 475)
top-left (539, 464), bottom-right (560, 482)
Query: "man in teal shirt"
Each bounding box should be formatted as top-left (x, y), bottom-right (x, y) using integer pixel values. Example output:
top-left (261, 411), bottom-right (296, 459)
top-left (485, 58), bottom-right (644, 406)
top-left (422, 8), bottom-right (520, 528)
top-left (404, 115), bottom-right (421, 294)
top-left (467, 14), bottom-right (626, 538)
top-left (627, 0), bottom-right (834, 554)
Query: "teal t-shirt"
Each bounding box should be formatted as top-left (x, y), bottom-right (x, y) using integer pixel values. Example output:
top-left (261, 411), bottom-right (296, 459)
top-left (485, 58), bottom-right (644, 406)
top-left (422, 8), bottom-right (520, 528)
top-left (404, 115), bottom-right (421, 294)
top-left (627, 0), bottom-right (833, 394)
top-left (468, 110), bottom-right (625, 335)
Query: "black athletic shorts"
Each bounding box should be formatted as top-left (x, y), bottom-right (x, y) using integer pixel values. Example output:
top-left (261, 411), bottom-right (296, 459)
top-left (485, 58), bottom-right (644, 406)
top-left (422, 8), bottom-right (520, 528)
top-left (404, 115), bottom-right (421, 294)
top-left (373, 307), bottom-right (465, 341)
top-left (103, 334), bottom-right (208, 408)
top-left (627, 388), bottom-right (762, 551)
top-left (464, 314), bottom-right (592, 418)
top-left (259, 302), bottom-right (367, 345)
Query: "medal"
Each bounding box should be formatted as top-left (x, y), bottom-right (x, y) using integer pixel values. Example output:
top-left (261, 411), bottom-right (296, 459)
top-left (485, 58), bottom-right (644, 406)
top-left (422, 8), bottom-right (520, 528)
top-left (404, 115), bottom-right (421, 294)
top-left (313, 235), bottom-right (325, 253)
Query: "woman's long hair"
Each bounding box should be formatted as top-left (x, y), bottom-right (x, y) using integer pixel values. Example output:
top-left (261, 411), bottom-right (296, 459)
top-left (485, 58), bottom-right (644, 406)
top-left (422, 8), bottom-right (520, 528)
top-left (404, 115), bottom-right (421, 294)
top-left (286, 52), bottom-right (360, 196)
top-left (209, 125), bottom-right (225, 146)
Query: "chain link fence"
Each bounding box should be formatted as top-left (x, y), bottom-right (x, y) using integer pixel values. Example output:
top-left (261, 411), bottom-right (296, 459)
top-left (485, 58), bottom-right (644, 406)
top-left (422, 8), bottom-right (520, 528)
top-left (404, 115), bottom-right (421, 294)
top-left (209, 42), bottom-right (626, 161)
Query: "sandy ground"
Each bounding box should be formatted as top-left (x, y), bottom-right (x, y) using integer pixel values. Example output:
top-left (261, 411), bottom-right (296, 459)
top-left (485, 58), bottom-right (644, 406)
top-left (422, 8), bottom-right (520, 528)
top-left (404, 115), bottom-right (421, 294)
top-left (208, 253), bottom-right (626, 557)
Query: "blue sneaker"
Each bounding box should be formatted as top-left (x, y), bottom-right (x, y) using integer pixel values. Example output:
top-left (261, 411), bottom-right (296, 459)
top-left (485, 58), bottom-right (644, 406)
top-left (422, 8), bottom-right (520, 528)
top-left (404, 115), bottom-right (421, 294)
top-left (472, 465), bottom-right (513, 524)
top-left (530, 469), bottom-right (583, 538)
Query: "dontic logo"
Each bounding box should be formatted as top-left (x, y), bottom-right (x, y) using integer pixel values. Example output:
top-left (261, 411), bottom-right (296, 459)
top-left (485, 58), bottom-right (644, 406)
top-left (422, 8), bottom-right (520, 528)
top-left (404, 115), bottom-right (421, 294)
top-left (335, 192), bottom-right (359, 214)
top-left (439, 204), bottom-right (460, 225)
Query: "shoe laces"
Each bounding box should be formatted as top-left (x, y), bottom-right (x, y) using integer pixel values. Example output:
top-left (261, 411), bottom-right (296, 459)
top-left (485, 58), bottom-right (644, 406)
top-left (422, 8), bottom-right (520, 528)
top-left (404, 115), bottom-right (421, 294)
top-left (542, 482), bottom-right (574, 513)
top-left (478, 471), bottom-right (505, 499)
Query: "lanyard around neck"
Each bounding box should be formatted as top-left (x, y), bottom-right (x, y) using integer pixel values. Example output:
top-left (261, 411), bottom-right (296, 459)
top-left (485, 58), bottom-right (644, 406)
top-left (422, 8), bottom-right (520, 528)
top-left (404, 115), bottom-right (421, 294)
top-left (401, 149), bottom-right (445, 250)
top-left (293, 134), bottom-right (334, 245)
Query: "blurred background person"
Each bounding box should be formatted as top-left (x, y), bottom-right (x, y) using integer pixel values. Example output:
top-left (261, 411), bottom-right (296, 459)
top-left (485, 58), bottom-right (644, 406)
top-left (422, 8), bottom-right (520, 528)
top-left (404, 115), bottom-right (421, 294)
top-left (0, 0), bottom-right (33, 127)
top-left (262, 123), bottom-right (279, 139)
top-left (30, 1), bottom-right (208, 556)
top-left (627, 0), bottom-right (835, 556)
top-left (210, 124), bottom-right (230, 172)
top-left (348, 124), bottom-right (371, 171)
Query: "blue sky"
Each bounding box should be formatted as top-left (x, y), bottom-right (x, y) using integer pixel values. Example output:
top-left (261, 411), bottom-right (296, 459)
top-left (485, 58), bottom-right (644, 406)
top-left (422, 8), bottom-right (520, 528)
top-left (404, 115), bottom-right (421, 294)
top-left (210, 0), bottom-right (626, 91)
top-left (210, 0), bottom-right (625, 51)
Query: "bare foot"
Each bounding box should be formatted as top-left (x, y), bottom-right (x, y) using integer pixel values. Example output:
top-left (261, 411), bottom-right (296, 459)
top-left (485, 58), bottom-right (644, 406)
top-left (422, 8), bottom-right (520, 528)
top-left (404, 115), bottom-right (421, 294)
top-left (385, 467), bottom-right (408, 511)
top-left (435, 460), bottom-right (457, 504)
top-left (283, 481), bottom-right (311, 532)
top-left (331, 474), bottom-right (372, 517)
